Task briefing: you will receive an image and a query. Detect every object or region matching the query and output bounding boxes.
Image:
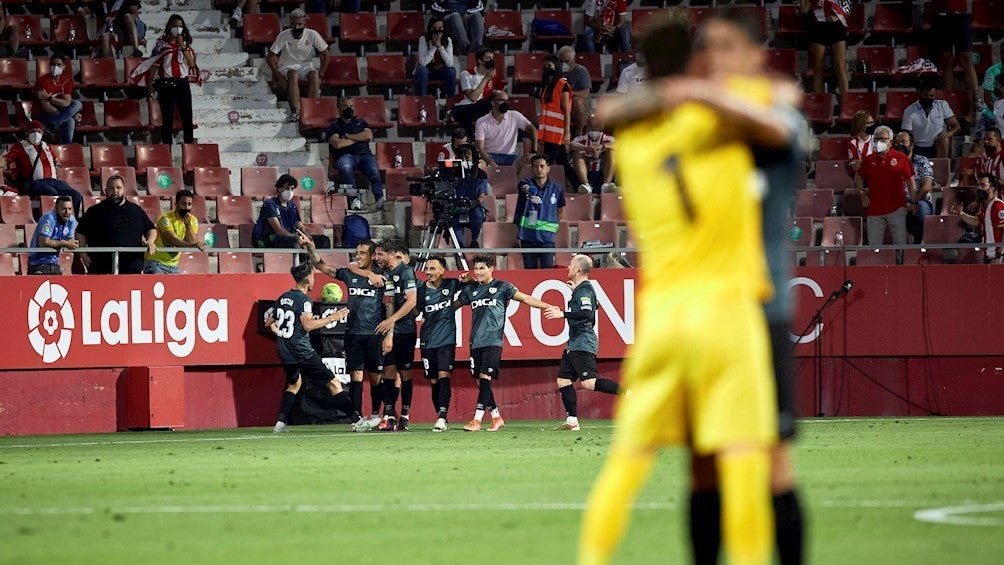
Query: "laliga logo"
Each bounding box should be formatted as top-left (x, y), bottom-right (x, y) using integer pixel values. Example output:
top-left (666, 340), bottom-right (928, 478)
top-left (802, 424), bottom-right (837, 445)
top-left (27, 281), bottom-right (74, 363)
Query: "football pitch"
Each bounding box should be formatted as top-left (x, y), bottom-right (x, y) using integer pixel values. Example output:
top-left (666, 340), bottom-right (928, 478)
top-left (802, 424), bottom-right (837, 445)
top-left (1, 417), bottom-right (1001, 564)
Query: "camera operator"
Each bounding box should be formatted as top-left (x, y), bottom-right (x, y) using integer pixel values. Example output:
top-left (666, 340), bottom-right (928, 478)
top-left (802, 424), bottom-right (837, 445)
top-left (950, 173), bottom-right (1004, 263)
top-left (449, 144), bottom-right (490, 247)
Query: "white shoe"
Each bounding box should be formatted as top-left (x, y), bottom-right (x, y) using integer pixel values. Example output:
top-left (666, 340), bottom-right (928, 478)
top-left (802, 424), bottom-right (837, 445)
top-left (366, 415), bottom-right (382, 427)
top-left (288, 111), bottom-right (300, 123)
top-left (230, 8), bottom-right (243, 27)
top-left (577, 183), bottom-right (592, 194)
top-left (351, 419), bottom-right (373, 432)
top-left (601, 182), bottom-right (617, 192)
top-left (350, 197), bottom-right (363, 210)
top-left (432, 417), bottom-right (448, 432)
top-left (555, 419), bottom-right (580, 431)
top-left (371, 196), bottom-right (385, 211)
top-left (273, 421), bottom-right (287, 433)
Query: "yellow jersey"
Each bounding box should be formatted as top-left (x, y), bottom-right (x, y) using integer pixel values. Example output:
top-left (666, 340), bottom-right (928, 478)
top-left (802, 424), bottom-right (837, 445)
top-left (616, 77), bottom-right (774, 304)
top-left (146, 209), bottom-right (198, 266)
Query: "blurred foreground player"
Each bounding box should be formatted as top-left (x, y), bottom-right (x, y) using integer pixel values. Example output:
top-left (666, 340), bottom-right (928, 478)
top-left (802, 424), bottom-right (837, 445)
top-left (267, 262), bottom-right (373, 433)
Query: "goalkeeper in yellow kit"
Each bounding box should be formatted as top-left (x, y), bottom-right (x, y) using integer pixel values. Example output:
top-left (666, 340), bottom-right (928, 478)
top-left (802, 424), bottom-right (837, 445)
top-left (578, 9), bottom-right (802, 565)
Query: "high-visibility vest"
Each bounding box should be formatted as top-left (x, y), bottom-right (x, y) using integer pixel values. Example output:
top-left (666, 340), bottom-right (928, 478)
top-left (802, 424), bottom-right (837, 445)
top-left (538, 78), bottom-right (570, 145)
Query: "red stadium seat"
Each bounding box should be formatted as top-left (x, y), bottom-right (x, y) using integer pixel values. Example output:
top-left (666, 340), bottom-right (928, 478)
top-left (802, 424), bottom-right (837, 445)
top-left (841, 190), bottom-right (867, 217)
top-left (366, 54), bottom-right (411, 91)
top-left (507, 95), bottom-right (538, 125)
top-left (242, 13), bottom-right (281, 52)
top-left (576, 220), bottom-right (618, 250)
top-left (929, 158), bottom-right (951, 187)
top-left (375, 142), bottom-right (422, 177)
top-left (817, 138), bottom-right (852, 161)
top-left (215, 195), bottom-right (254, 225)
top-left (217, 252), bottom-right (255, 274)
top-left (321, 56), bottom-right (365, 91)
top-left (310, 194), bottom-right (348, 224)
top-left (8, 15), bottom-right (47, 48)
top-left (80, 57), bottom-right (127, 92)
top-left (936, 89), bottom-right (973, 121)
top-left (871, 4), bottom-right (913, 44)
top-left (563, 194), bottom-right (594, 222)
top-left (183, 143), bottom-right (222, 173)
top-left (0, 222), bottom-right (17, 247)
top-left (339, 13), bottom-right (384, 54)
top-left (803, 93), bottom-right (835, 128)
top-left (128, 195), bottom-right (163, 221)
top-left (145, 166), bottom-right (185, 198)
top-left (690, 6), bottom-right (767, 39)
top-left (821, 216), bottom-right (862, 247)
top-left (58, 166), bottom-right (93, 195)
top-left (795, 189), bottom-right (835, 219)
top-left (424, 141), bottom-right (449, 170)
top-left (305, 13), bottom-right (335, 44)
top-left (853, 47), bottom-right (896, 89)
top-left (0, 58), bottom-right (30, 95)
top-left (576, 52), bottom-right (603, 90)
top-left (75, 101), bottom-right (108, 137)
top-left (262, 252), bottom-right (294, 273)
top-left (814, 161), bottom-right (856, 192)
top-left (921, 215), bottom-right (965, 244)
top-left (790, 217), bottom-right (815, 247)
top-left (189, 199), bottom-right (210, 224)
top-left (608, 52), bottom-right (635, 91)
top-left (855, 248), bottom-right (897, 266)
top-left (352, 96), bottom-right (393, 129)
top-left (0, 195), bottom-right (34, 224)
top-left (398, 95), bottom-right (444, 130)
top-left (599, 193), bottom-right (624, 223)
top-left (178, 252), bottom-right (210, 274)
top-left (90, 144), bottom-right (128, 178)
top-left (299, 97), bottom-right (340, 135)
top-left (486, 165), bottom-right (519, 197)
top-left (100, 166), bottom-right (139, 197)
top-left (386, 11), bottom-right (425, 49)
top-left (134, 144), bottom-right (174, 177)
top-left (50, 14), bottom-right (91, 50)
top-left (630, 8), bottom-right (661, 38)
top-left (481, 221), bottom-right (518, 255)
top-left (411, 196), bottom-right (432, 227)
top-left (838, 92), bottom-right (880, 124)
top-left (37, 195), bottom-right (57, 217)
top-left (0, 252), bottom-right (15, 275)
top-left (103, 99), bottom-right (146, 133)
top-left (532, 10), bottom-right (574, 47)
top-left (774, 5), bottom-right (807, 41)
top-left (289, 167), bottom-right (327, 193)
top-left (483, 11), bottom-right (527, 52)
top-left (902, 247), bottom-right (944, 265)
top-left (764, 48), bottom-right (798, 79)
top-left (883, 90), bottom-right (915, 123)
top-left (50, 143), bottom-right (86, 168)
top-left (804, 249), bottom-right (847, 267)
top-left (971, 0), bottom-right (1004, 38)
top-left (241, 166), bottom-right (279, 198)
top-left (384, 171), bottom-right (413, 202)
top-left (193, 167), bottom-right (233, 197)
top-left (513, 52), bottom-right (546, 89)
top-left (0, 101), bottom-right (18, 135)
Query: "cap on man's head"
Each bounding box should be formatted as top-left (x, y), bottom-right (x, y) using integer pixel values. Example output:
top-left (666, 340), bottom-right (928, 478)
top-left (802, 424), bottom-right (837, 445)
top-left (25, 120), bottom-right (44, 133)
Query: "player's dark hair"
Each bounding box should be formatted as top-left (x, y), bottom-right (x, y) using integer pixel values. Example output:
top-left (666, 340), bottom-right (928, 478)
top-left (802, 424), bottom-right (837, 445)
top-left (452, 127), bottom-right (468, 141)
top-left (55, 195), bottom-right (73, 205)
top-left (426, 256), bottom-right (446, 268)
top-left (896, 130), bottom-right (915, 144)
top-left (291, 262), bottom-right (313, 284)
top-left (472, 253), bottom-right (495, 268)
top-left (383, 239), bottom-right (407, 254)
top-left (275, 173), bottom-right (298, 190)
top-left (175, 189), bottom-right (195, 204)
top-left (642, 10), bottom-right (692, 79)
top-left (50, 53), bottom-right (66, 64)
top-left (916, 78), bottom-right (936, 92)
top-left (530, 153), bottom-right (551, 166)
top-left (700, 7), bottom-right (765, 46)
top-left (979, 173), bottom-right (1000, 191)
top-left (357, 238), bottom-right (376, 255)
top-left (106, 174), bottom-right (125, 187)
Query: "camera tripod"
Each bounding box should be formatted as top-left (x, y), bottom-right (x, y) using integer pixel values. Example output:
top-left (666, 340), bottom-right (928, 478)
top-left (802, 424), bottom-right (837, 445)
top-left (416, 214), bottom-right (469, 271)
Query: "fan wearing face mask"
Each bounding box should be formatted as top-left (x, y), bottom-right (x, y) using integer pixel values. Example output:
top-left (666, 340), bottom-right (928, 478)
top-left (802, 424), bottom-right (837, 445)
top-left (141, 14), bottom-right (197, 145)
top-left (975, 129), bottom-right (1004, 183)
top-left (253, 174), bottom-right (331, 249)
top-left (950, 174), bottom-right (1004, 263)
top-left (894, 130), bottom-right (936, 244)
top-left (324, 96), bottom-right (385, 211)
top-left (846, 110), bottom-right (876, 171)
top-left (854, 125), bottom-right (917, 262)
top-left (33, 53), bottom-right (82, 145)
top-left (266, 8), bottom-right (329, 123)
top-left (557, 45), bottom-right (592, 136)
top-left (900, 82), bottom-right (961, 159)
top-left (569, 114), bottom-right (616, 194)
top-left (143, 189), bottom-right (206, 275)
top-left (0, 120), bottom-right (83, 215)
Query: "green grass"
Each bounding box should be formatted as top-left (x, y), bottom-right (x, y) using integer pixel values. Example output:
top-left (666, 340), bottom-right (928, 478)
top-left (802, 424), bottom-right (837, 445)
top-left (1, 418), bottom-right (1002, 564)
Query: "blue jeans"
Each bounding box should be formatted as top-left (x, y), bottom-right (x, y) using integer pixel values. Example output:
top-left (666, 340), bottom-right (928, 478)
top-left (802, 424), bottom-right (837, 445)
top-left (444, 12), bottom-right (484, 54)
top-left (414, 64), bottom-right (457, 97)
top-left (450, 205), bottom-right (485, 247)
top-left (520, 239), bottom-right (555, 269)
top-left (911, 199), bottom-right (934, 244)
top-left (489, 153), bottom-right (518, 166)
top-left (580, 24), bottom-right (630, 54)
top-left (38, 100), bottom-right (83, 144)
top-left (143, 260), bottom-right (180, 274)
top-left (29, 178), bottom-right (82, 215)
top-left (334, 153), bottom-right (383, 198)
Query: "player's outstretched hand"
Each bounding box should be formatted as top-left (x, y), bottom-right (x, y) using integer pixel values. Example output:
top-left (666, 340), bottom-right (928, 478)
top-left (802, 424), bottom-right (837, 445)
top-left (382, 334), bottom-right (393, 354)
top-left (367, 273), bottom-right (386, 287)
top-left (375, 319), bottom-right (394, 335)
top-left (330, 307), bottom-right (350, 323)
top-left (296, 230), bottom-right (313, 248)
top-left (544, 305), bottom-right (564, 319)
top-left (459, 272), bottom-right (471, 283)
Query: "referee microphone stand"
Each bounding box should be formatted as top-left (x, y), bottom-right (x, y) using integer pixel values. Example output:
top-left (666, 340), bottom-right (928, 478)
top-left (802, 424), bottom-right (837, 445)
top-left (795, 280), bottom-right (853, 417)
top-left (416, 212), bottom-right (469, 272)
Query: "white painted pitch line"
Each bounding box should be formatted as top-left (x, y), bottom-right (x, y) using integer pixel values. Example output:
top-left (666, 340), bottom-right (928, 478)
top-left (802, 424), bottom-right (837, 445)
top-left (914, 503), bottom-right (1004, 527)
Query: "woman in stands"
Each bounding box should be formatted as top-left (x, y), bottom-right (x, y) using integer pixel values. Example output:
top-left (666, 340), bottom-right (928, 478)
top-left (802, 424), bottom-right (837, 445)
top-left (847, 109), bottom-right (875, 171)
top-left (801, 0), bottom-right (850, 97)
top-left (144, 14), bottom-right (197, 145)
top-left (414, 16), bottom-right (457, 99)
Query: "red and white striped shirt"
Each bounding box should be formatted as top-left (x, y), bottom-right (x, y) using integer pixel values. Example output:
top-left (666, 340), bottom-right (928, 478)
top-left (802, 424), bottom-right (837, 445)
top-left (981, 197), bottom-right (1004, 259)
top-left (5, 140), bottom-right (57, 182)
top-left (847, 136), bottom-right (873, 161)
top-left (571, 131), bottom-right (615, 172)
top-left (153, 38), bottom-right (193, 79)
top-left (976, 150), bottom-right (1004, 181)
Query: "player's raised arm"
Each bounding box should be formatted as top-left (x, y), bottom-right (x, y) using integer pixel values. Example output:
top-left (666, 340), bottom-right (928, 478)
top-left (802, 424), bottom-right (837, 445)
top-left (301, 308), bottom-right (349, 332)
top-left (513, 290), bottom-right (556, 311)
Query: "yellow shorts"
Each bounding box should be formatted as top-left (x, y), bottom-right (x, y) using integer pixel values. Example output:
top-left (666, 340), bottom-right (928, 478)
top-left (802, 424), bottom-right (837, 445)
top-left (612, 289), bottom-right (778, 455)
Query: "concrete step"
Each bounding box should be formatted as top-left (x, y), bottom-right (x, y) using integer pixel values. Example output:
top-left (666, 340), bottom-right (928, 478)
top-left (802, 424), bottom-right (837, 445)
top-left (203, 66), bottom-right (260, 82)
top-left (212, 137), bottom-right (308, 152)
top-left (194, 52), bottom-right (249, 68)
top-left (147, 0), bottom-right (217, 11)
top-left (195, 121), bottom-right (300, 138)
top-left (142, 10), bottom-right (222, 28)
top-left (192, 108), bottom-right (291, 124)
top-left (146, 24), bottom-right (229, 39)
top-left (193, 81), bottom-right (273, 96)
top-left (220, 151), bottom-right (319, 169)
top-left (190, 93), bottom-right (278, 110)
top-left (190, 38), bottom-right (244, 55)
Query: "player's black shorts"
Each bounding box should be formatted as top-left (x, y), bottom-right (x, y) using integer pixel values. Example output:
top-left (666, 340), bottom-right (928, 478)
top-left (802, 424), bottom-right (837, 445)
top-left (470, 346), bottom-right (503, 379)
top-left (557, 350), bottom-right (599, 381)
top-left (283, 353), bottom-right (335, 387)
top-left (421, 345), bottom-right (456, 379)
top-left (345, 334), bottom-right (384, 373)
top-left (808, 19), bottom-right (847, 47)
top-left (769, 322), bottom-right (796, 440)
top-left (931, 13), bottom-right (973, 53)
top-left (382, 332), bottom-right (416, 370)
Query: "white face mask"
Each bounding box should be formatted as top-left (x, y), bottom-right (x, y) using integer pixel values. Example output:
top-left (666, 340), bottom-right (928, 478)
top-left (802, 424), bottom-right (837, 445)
top-left (280, 189), bottom-right (293, 202)
top-left (561, 62), bottom-right (572, 73)
top-left (461, 160), bottom-right (474, 170)
top-left (51, 65), bottom-right (63, 77)
top-left (874, 141), bottom-right (889, 153)
top-left (27, 132), bottom-right (42, 145)
top-left (587, 131), bottom-right (602, 141)
top-left (171, 26), bottom-right (184, 36)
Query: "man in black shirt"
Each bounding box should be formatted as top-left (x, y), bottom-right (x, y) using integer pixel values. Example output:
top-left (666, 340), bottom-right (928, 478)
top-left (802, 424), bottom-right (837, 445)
top-left (76, 175), bottom-right (157, 274)
top-left (324, 96), bottom-right (385, 211)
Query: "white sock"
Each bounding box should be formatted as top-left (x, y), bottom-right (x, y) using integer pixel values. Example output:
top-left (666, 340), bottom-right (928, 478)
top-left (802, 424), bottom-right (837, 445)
top-left (567, 416), bottom-right (578, 424)
top-left (474, 409), bottom-right (485, 421)
top-left (490, 408), bottom-right (501, 418)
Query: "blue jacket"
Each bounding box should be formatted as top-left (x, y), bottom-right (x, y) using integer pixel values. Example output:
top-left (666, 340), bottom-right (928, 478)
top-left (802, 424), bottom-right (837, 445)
top-left (516, 178), bottom-right (565, 243)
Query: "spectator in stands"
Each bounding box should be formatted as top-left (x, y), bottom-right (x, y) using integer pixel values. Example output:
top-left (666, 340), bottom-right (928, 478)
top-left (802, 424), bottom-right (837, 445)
top-left (847, 109), bottom-right (875, 171)
top-left (475, 90), bottom-right (538, 167)
top-left (0, 7), bottom-right (18, 58)
top-left (142, 14), bottom-right (197, 145)
top-left (800, 0), bottom-right (850, 96)
top-left (414, 16), bottom-right (457, 99)
top-left (515, 154), bottom-right (565, 269)
top-left (1, 121), bottom-right (83, 215)
top-left (451, 47), bottom-right (503, 141)
top-left (579, 0), bottom-right (629, 54)
top-left (449, 144), bottom-right (489, 248)
top-left (929, 0), bottom-right (978, 95)
top-left (558, 46), bottom-right (592, 136)
top-left (894, 131), bottom-right (935, 244)
top-left (79, 0), bottom-right (147, 58)
top-left (538, 55), bottom-right (572, 169)
top-left (951, 173), bottom-right (1004, 263)
top-left (325, 96), bottom-right (384, 210)
top-left (26, 196), bottom-right (77, 275)
top-left (975, 43), bottom-right (1004, 153)
top-left (976, 129), bottom-right (1004, 182)
top-left (76, 175), bottom-right (157, 275)
top-left (34, 53), bottom-right (82, 145)
top-left (437, 127), bottom-right (469, 162)
top-left (615, 48), bottom-right (646, 94)
top-left (253, 174), bottom-right (331, 250)
top-left (228, 0), bottom-right (260, 29)
top-left (570, 114), bottom-right (615, 194)
top-left (305, 0), bottom-right (358, 15)
top-left (854, 125), bottom-right (916, 259)
top-left (901, 82), bottom-right (961, 159)
top-left (143, 189), bottom-right (205, 274)
top-left (267, 8), bottom-right (329, 123)
top-left (430, 0), bottom-right (483, 56)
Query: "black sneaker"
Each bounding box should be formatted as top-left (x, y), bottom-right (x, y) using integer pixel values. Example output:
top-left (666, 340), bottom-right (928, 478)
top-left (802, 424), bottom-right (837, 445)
top-left (397, 417), bottom-right (409, 431)
top-left (381, 417), bottom-right (397, 431)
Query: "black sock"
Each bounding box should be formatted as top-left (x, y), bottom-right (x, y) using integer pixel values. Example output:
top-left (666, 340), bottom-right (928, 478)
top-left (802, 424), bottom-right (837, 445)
top-left (431, 381), bottom-right (441, 416)
top-left (559, 384), bottom-right (577, 417)
top-left (689, 491), bottom-right (721, 565)
top-left (476, 378), bottom-right (491, 411)
top-left (382, 379), bottom-right (399, 418)
top-left (370, 380), bottom-right (383, 416)
top-left (349, 381), bottom-right (363, 415)
top-left (594, 377), bottom-right (620, 395)
top-left (331, 390), bottom-right (360, 422)
top-left (438, 378), bottom-right (451, 418)
top-left (401, 379), bottom-right (413, 417)
top-left (276, 390), bottom-right (297, 423)
top-left (485, 381), bottom-right (497, 411)
top-left (774, 490), bottom-right (804, 565)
